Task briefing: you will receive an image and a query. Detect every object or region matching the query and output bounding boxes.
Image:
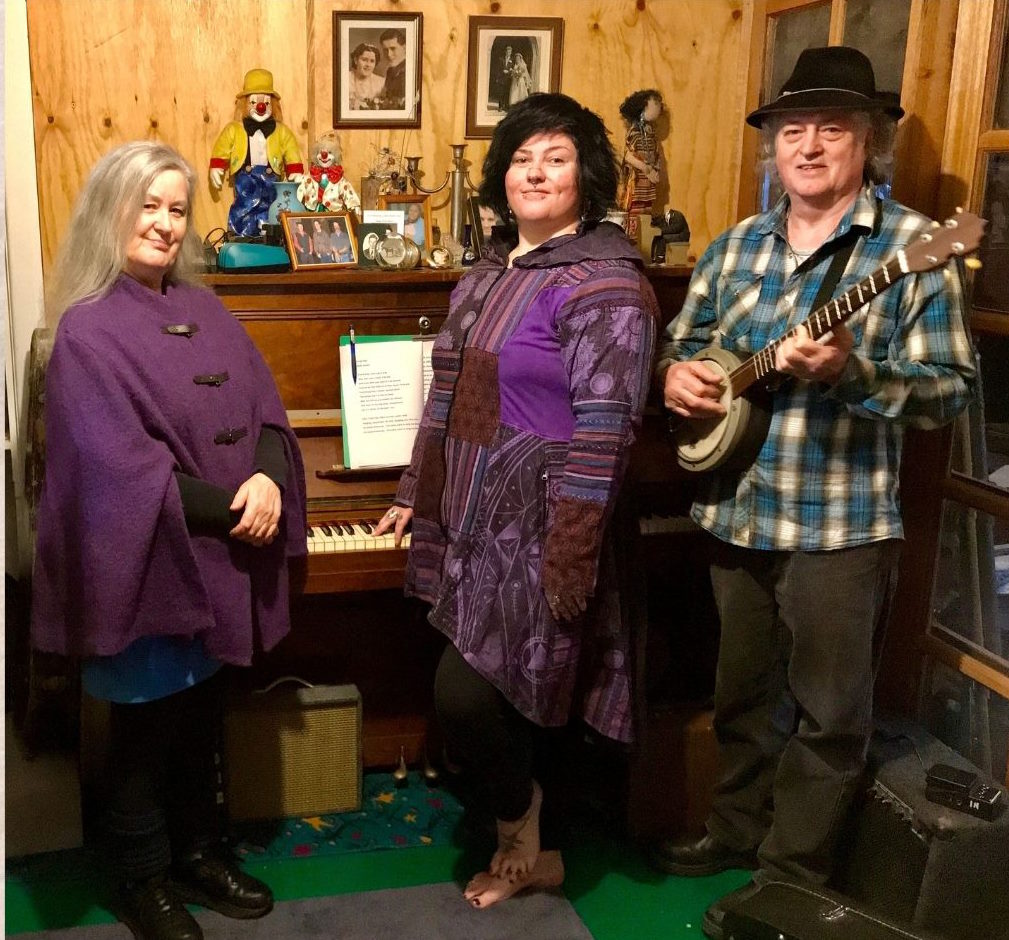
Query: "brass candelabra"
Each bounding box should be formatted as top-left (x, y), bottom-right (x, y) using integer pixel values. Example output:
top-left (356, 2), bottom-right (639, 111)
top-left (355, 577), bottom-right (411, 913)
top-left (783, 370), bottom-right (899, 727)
top-left (405, 144), bottom-right (478, 244)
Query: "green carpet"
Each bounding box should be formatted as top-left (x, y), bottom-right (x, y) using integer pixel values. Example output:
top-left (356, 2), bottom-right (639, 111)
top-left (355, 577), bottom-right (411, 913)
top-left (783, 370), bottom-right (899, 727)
top-left (5, 769), bottom-right (750, 938)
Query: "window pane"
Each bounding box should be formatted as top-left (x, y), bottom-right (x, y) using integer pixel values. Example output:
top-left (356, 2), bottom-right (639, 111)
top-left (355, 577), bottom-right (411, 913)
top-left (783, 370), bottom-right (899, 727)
top-left (930, 499), bottom-right (1009, 670)
top-left (763, 3), bottom-right (831, 106)
top-left (974, 152), bottom-right (1009, 313)
top-left (994, 29), bottom-right (1009, 129)
top-left (949, 334), bottom-right (1009, 493)
top-left (842, 0), bottom-right (912, 97)
top-left (757, 3), bottom-right (831, 211)
top-left (920, 659), bottom-right (1009, 784)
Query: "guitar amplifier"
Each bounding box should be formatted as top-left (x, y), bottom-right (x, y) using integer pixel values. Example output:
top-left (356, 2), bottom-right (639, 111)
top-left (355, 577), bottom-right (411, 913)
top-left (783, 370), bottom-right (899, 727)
top-left (223, 679), bottom-right (362, 820)
top-left (833, 715), bottom-right (1009, 940)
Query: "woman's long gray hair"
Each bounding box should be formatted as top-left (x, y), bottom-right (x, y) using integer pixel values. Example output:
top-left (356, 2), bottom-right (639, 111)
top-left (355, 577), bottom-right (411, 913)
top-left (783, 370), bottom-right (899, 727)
top-left (46, 141), bottom-right (202, 327)
top-left (758, 110), bottom-right (898, 190)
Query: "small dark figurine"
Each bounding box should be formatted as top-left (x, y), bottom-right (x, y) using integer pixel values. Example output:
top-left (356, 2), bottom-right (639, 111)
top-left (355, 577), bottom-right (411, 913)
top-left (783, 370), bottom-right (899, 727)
top-left (650, 209), bottom-right (690, 264)
top-left (619, 89), bottom-right (664, 215)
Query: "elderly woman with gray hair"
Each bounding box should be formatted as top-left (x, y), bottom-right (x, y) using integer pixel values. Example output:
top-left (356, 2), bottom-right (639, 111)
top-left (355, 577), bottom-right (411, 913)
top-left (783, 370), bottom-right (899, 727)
top-left (32, 141), bottom-right (306, 940)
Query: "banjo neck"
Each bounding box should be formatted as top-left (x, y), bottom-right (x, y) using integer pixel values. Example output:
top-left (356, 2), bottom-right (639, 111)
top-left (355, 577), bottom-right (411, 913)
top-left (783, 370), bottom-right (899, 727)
top-left (729, 253), bottom-right (909, 397)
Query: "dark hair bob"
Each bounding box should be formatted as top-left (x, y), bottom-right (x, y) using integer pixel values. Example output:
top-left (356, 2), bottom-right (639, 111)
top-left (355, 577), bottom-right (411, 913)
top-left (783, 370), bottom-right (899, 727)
top-left (478, 93), bottom-right (618, 223)
top-left (619, 89), bottom-right (662, 123)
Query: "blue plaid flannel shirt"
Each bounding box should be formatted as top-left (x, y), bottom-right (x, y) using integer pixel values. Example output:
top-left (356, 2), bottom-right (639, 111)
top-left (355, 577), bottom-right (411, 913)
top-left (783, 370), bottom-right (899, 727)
top-left (656, 188), bottom-right (976, 551)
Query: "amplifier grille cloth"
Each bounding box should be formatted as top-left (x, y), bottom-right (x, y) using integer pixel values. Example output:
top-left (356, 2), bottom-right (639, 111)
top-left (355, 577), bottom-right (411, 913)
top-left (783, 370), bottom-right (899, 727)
top-left (224, 682), bottom-right (362, 820)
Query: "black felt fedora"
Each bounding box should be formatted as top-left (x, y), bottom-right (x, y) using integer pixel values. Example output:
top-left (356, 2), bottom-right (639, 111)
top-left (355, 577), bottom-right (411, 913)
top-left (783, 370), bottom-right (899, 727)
top-left (746, 46), bottom-right (904, 128)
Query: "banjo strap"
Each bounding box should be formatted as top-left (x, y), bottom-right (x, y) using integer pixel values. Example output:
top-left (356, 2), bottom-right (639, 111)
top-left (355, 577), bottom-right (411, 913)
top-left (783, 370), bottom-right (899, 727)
top-left (765, 235), bottom-right (856, 392)
top-left (809, 234), bottom-right (858, 317)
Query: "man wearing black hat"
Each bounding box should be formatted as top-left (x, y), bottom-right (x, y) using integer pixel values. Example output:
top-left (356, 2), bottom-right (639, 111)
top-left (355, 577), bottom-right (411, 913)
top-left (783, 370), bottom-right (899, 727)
top-left (651, 47), bottom-right (975, 938)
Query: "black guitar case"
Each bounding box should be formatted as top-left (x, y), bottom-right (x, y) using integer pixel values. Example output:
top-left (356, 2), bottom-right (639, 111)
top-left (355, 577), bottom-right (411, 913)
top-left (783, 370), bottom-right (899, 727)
top-left (721, 881), bottom-right (946, 940)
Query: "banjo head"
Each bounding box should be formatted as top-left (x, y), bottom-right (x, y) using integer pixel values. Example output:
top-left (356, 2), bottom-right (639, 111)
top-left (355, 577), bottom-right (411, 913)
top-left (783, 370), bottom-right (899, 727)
top-left (675, 347), bottom-right (769, 472)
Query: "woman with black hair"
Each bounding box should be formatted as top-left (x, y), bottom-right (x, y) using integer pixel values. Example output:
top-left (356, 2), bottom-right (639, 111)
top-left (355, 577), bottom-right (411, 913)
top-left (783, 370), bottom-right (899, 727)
top-left (375, 93), bottom-right (658, 908)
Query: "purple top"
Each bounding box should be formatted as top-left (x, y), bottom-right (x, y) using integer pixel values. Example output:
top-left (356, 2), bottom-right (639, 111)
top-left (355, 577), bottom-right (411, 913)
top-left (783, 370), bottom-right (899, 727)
top-left (397, 222), bottom-right (658, 743)
top-left (497, 287), bottom-right (575, 439)
top-left (31, 276), bottom-right (307, 666)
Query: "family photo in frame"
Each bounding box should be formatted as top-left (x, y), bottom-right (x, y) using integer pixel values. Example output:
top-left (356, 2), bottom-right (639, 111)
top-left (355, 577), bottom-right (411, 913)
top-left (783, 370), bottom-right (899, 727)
top-left (466, 16), bottom-right (563, 138)
top-left (378, 194), bottom-right (433, 252)
top-left (333, 11), bottom-right (422, 128)
top-left (468, 195), bottom-right (503, 259)
top-left (282, 211), bottom-right (358, 270)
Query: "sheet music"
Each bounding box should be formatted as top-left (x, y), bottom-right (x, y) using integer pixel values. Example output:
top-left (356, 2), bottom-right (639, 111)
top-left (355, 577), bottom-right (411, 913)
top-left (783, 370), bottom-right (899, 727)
top-left (338, 334), bottom-right (435, 469)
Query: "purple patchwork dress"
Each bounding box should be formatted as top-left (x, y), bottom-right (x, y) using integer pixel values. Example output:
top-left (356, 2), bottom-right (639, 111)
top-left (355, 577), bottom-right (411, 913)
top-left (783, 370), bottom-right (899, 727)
top-left (397, 221), bottom-right (658, 743)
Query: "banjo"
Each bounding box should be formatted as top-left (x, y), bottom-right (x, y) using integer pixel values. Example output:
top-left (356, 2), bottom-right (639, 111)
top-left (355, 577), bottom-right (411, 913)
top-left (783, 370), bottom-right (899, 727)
top-left (672, 210), bottom-right (986, 474)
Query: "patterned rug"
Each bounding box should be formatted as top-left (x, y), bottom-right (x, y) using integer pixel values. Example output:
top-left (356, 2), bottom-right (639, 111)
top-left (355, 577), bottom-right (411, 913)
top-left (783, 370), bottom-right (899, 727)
top-left (232, 770), bottom-right (466, 861)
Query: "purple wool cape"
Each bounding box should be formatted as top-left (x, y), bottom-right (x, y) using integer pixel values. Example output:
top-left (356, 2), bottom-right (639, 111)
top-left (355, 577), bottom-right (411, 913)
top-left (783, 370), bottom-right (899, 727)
top-left (397, 221), bottom-right (658, 743)
top-left (31, 275), bottom-right (307, 666)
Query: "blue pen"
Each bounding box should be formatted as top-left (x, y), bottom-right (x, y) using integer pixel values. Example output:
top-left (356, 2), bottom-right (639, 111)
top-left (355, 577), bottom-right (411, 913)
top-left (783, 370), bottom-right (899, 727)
top-left (349, 326), bottom-right (357, 384)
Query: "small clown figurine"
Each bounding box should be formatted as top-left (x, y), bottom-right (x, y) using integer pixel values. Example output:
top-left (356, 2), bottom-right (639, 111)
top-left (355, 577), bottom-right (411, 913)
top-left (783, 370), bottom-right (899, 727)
top-left (297, 132), bottom-right (361, 216)
top-left (209, 68), bottom-right (304, 236)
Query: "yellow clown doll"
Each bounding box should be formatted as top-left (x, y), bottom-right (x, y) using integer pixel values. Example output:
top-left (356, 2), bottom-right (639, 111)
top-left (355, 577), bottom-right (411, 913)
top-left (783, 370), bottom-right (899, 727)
top-left (209, 69), bottom-right (304, 236)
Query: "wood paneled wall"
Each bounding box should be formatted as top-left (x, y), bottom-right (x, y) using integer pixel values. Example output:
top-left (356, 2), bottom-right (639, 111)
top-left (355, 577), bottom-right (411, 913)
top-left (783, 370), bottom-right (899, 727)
top-left (26, 0), bottom-right (748, 271)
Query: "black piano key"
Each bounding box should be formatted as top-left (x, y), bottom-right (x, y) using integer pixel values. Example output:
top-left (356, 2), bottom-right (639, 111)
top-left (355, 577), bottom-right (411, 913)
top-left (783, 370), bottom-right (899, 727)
top-left (359, 521), bottom-right (373, 534)
top-left (321, 524), bottom-right (333, 536)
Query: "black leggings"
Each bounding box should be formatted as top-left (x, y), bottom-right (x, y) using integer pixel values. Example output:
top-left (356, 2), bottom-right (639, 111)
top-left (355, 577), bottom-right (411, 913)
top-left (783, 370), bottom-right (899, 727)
top-left (434, 644), bottom-right (566, 850)
top-left (104, 673), bottom-right (225, 883)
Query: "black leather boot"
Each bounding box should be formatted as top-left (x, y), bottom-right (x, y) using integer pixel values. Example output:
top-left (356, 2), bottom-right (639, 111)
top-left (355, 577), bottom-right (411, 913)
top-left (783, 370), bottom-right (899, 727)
top-left (115, 875), bottom-right (203, 940)
top-left (650, 832), bottom-right (759, 876)
top-left (171, 850), bottom-right (273, 919)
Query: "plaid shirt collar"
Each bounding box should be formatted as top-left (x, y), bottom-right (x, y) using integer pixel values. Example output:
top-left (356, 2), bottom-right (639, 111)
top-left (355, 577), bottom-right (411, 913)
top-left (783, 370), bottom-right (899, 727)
top-left (756, 185), bottom-right (881, 245)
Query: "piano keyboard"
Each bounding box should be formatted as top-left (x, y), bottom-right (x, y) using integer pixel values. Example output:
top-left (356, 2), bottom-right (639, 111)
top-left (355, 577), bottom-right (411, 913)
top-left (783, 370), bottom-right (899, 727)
top-left (307, 519), bottom-right (412, 553)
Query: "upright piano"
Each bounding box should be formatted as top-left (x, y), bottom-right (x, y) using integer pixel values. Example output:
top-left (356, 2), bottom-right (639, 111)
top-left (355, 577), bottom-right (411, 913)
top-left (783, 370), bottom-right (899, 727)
top-left (206, 265), bottom-right (695, 769)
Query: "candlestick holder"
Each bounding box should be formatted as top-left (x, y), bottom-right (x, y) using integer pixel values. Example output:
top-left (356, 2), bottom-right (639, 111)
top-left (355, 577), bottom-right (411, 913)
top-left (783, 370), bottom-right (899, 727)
top-left (405, 144), bottom-right (478, 244)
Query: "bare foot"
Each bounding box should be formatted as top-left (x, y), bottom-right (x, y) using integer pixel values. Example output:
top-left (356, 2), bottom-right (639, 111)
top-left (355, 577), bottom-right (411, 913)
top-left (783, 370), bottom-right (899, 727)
top-left (490, 779), bottom-right (542, 878)
top-left (464, 849), bottom-right (564, 909)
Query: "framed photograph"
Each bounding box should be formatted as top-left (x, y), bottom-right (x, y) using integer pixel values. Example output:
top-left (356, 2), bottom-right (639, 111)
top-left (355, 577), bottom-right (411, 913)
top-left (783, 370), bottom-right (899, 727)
top-left (468, 195), bottom-right (503, 259)
top-left (378, 194), bottom-right (433, 253)
top-left (356, 222), bottom-right (389, 268)
top-left (333, 12), bottom-right (422, 128)
top-left (282, 211), bottom-right (358, 271)
top-left (466, 16), bottom-right (563, 139)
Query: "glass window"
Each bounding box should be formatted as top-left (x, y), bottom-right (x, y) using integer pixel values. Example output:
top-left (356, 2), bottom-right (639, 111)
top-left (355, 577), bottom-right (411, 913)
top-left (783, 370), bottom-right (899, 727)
top-left (757, 4), bottom-right (831, 212)
top-left (843, 0), bottom-right (913, 97)
top-left (950, 334), bottom-right (1009, 493)
top-left (974, 152), bottom-right (1009, 314)
top-left (930, 499), bottom-right (1009, 671)
top-left (920, 659), bottom-right (1009, 783)
top-left (763, 3), bottom-right (831, 106)
top-left (994, 28), bottom-right (1009, 129)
